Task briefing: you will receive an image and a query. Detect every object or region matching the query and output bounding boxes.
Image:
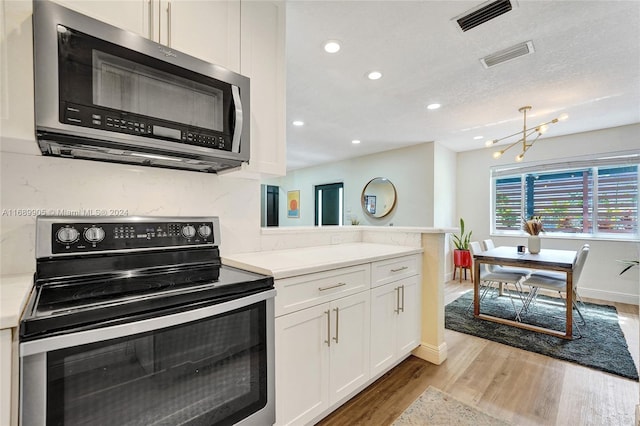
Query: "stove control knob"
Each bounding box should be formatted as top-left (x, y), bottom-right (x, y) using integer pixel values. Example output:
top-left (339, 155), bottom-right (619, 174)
top-left (84, 226), bottom-right (105, 243)
top-left (56, 227), bottom-right (79, 243)
top-left (182, 225), bottom-right (196, 239)
top-left (198, 224), bottom-right (212, 238)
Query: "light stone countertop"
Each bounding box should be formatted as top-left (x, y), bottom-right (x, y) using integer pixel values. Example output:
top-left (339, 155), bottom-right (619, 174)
top-left (223, 242), bottom-right (423, 279)
top-left (0, 273), bottom-right (33, 329)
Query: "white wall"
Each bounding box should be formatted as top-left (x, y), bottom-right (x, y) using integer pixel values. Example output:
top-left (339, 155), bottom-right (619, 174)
top-left (0, 1), bottom-right (263, 276)
top-left (264, 142), bottom-right (457, 228)
top-left (457, 123), bottom-right (640, 304)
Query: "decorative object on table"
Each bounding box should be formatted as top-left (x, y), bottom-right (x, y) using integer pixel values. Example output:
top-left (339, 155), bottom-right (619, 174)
top-left (522, 215), bottom-right (544, 254)
top-left (287, 190), bottom-right (300, 218)
top-left (617, 259), bottom-right (639, 275)
top-left (392, 386), bottom-right (510, 426)
top-left (445, 291), bottom-right (639, 381)
top-left (452, 218), bottom-right (473, 282)
top-left (485, 105), bottom-right (569, 162)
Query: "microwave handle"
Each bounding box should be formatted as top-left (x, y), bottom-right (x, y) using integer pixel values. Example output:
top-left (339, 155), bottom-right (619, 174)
top-left (231, 85), bottom-right (243, 153)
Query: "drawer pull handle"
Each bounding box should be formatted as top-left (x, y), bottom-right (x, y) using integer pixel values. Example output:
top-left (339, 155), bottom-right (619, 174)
top-left (391, 266), bottom-right (409, 273)
top-left (318, 282), bottom-right (347, 291)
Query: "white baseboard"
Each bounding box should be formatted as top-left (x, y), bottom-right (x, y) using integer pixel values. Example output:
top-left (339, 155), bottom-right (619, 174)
top-left (579, 288), bottom-right (639, 305)
top-left (412, 341), bottom-right (448, 365)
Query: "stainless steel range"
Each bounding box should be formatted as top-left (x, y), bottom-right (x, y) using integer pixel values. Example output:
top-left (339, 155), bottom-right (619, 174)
top-left (19, 216), bottom-right (275, 426)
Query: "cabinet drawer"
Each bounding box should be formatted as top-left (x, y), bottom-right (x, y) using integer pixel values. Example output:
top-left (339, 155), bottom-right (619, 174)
top-left (275, 264), bottom-right (370, 317)
top-left (371, 255), bottom-right (420, 288)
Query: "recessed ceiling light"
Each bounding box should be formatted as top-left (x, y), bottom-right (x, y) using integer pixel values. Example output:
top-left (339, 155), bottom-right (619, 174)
top-left (474, 136), bottom-right (484, 140)
top-left (324, 40), bottom-right (341, 53)
top-left (427, 103), bottom-right (441, 110)
top-left (292, 120), bottom-right (304, 126)
top-left (367, 71), bottom-right (382, 80)
top-left (352, 139), bottom-right (361, 144)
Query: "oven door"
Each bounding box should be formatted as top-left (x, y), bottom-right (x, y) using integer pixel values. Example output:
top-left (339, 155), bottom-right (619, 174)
top-left (20, 290), bottom-right (275, 426)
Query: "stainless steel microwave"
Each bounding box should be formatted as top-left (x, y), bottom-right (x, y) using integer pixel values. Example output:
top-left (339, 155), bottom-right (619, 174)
top-left (33, 0), bottom-right (250, 173)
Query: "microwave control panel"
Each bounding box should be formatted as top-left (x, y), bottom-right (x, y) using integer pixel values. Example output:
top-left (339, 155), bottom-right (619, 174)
top-left (61, 102), bottom-right (232, 152)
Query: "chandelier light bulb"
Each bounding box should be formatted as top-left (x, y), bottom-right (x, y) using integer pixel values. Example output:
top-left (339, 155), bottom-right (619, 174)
top-left (539, 124), bottom-right (549, 134)
top-left (485, 139), bottom-right (496, 147)
top-left (515, 153), bottom-right (525, 162)
top-left (493, 150), bottom-right (503, 159)
top-left (558, 113), bottom-right (569, 121)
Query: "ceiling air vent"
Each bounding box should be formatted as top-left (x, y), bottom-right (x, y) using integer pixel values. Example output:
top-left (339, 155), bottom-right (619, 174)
top-left (480, 41), bottom-right (535, 68)
top-left (455, 0), bottom-right (513, 32)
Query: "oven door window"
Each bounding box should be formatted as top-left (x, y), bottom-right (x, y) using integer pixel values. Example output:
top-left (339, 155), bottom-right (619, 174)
top-left (45, 302), bottom-right (267, 426)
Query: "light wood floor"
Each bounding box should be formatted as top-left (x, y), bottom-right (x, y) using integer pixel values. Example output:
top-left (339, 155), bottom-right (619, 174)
top-left (316, 280), bottom-right (639, 426)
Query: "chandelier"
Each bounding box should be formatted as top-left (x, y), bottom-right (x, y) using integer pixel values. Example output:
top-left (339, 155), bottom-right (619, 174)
top-left (485, 106), bottom-right (568, 162)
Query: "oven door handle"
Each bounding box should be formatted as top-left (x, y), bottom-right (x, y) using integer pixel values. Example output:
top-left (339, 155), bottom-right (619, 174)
top-left (20, 289), bottom-right (276, 356)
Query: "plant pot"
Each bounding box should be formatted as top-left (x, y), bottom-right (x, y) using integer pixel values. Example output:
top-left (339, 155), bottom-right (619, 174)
top-left (528, 235), bottom-right (541, 254)
top-left (453, 249), bottom-right (472, 268)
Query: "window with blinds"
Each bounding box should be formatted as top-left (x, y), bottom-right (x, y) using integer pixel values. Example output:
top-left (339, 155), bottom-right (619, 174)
top-left (492, 154), bottom-right (639, 239)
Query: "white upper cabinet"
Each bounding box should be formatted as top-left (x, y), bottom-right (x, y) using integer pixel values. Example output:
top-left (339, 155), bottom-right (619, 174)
top-left (234, 0), bottom-right (286, 177)
top-left (53, 0), bottom-right (241, 71)
top-left (52, 1), bottom-right (149, 36)
top-left (157, 0), bottom-right (241, 72)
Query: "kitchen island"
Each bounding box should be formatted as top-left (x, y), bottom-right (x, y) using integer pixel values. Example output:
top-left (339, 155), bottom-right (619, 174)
top-left (223, 229), bottom-right (452, 425)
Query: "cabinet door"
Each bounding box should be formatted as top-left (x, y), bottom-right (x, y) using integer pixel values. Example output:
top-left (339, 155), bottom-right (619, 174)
top-left (162, 0), bottom-right (241, 71)
top-left (0, 329), bottom-right (11, 426)
top-left (275, 304), bottom-right (330, 426)
top-left (238, 0), bottom-right (286, 176)
top-left (395, 276), bottom-right (421, 355)
top-left (369, 283), bottom-right (399, 378)
top-left (329, 292), bottom-right (370, 405)
top-left (53, 1), bottom-right (148, 36)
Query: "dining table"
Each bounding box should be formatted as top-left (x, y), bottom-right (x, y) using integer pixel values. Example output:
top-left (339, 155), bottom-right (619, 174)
top-left (473, 246), bottom-right (578, 339)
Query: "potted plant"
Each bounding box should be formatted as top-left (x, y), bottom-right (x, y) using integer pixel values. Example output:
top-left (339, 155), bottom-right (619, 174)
top-left (452, 218), bottom-right (472, 272)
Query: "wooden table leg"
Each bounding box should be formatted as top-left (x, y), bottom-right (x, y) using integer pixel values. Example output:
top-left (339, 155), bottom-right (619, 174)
top-left (566, 271), bottom-right (573, 338)
top-left (473, 260), bottom-right (480, 316)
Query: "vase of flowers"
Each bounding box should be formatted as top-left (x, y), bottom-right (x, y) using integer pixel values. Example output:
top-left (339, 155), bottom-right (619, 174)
top-left (523, 215), bottom-right (543, 254)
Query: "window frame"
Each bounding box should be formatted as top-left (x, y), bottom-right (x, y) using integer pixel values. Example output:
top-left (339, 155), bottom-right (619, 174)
top-left (490, 151), bottom-right (640, 241)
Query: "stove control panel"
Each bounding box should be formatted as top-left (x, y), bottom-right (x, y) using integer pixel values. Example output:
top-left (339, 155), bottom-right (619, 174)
top-left (38, 217), bottom-right (221, 257)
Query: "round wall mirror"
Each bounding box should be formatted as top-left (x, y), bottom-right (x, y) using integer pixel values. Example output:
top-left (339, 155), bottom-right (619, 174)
top-left (361, 177), bottom-right (397, 218)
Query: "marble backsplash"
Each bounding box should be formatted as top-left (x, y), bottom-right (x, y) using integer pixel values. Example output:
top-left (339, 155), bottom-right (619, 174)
top-left (0, 144), bottom-right (263, 275)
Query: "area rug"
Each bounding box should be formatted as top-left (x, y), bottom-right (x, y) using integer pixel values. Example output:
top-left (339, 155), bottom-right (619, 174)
top-left (445, 291), bottom-right (639, 381)
top-left (392, 386), bottom-right (510, 425)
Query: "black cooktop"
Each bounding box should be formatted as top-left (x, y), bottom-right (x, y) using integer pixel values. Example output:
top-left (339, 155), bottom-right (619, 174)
top-left (21, 265), bottom-right (273, 341)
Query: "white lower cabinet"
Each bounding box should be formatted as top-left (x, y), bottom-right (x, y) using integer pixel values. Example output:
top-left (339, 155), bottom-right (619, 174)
top-left (275, 291), bottom-right (370, 426)
top-left (370, 275), bottom-right (421, 378)
top-left (274, 253), bottom-right (421, 426)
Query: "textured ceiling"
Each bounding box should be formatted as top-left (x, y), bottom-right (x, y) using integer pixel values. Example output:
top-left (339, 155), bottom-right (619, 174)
top-left (285, 0), bottom-right (640, 171)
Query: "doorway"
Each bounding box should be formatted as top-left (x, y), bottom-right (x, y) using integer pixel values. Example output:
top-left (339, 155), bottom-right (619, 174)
top-left (315, 183), bottom-right (343, 226)
top-left (261, 185), bottom-right (279, 227)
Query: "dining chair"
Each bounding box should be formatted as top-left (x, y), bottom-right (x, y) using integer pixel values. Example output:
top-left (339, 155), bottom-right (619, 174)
top-left (467, 241), bottom-right (530, 320)
top-left (522, 244), bottom-right (590, 326)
